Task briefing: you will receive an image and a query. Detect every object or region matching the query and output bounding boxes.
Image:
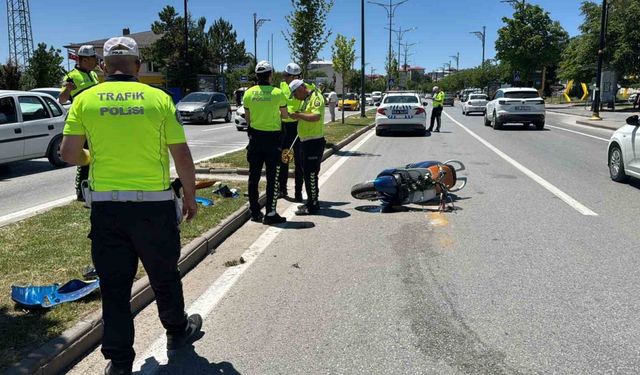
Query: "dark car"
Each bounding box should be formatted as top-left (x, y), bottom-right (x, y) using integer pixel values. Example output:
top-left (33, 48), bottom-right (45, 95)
top-left (443, 93), bottom-right (455, 106)
top-left (176, 92), bottom-right (232, 124)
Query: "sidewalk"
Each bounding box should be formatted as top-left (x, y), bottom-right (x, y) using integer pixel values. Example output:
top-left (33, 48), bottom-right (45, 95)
top-left (545, 105), bottom-right (635, 131)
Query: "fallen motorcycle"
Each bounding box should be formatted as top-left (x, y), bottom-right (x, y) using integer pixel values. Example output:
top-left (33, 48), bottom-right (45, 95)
top-left (351, 160), bottom-right (467, 211)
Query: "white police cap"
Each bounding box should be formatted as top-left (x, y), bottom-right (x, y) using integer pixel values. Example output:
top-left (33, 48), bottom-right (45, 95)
top-left (255, 60), bottom-right (273, 74)
top-left (285, 63), bottom-right (302, 76)
top-left (77, 45), bottom-right (96, 57)
top-left (103, 37), bottom-right (139, 58)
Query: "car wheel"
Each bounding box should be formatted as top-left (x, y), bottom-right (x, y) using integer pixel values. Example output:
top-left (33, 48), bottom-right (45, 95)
top-left (462, 109), bottom-right (466, 115)
top-left (491, 111), bottom-right (502, 129)
top-left (47, 136), bottom-right (66, 167)
top-left (535, 121), bottom-right (545, 130)
top-left (225, 110), bottom-right (232, 123)
top-left (206, 112), bottom-right (213, 124)
top-left (484, 113), bottom-right (491, 126)
top-left (375, 128), bottom-right (383, 136)
top-left (609, 145), bottom-right (629, 182)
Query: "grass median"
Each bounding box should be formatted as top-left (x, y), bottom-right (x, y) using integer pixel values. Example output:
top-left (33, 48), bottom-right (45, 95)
top-left (198, 109), bottom-right (376, 170)
top-left (0, 180), bottom-right (251, 370)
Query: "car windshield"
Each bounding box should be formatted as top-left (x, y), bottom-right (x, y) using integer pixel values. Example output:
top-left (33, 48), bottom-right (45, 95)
top-left (504, 91), bottom-right (539, 99)
top-left (33, 90), bottom-right (60, 99)
top-left (469, 94), bottom-right (487, 100)
top-left (384, 95), bottom-right (418, 104)
top-left (181, 93), bottom-right (212, 103)
top-left (345, 94), bottom-right (357, 100)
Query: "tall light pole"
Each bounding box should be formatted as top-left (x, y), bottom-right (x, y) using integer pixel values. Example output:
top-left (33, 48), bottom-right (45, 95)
top-left (450, 52), bottom-right (460, 72)
top-left (369, 0), bottom-right (409, 90)
top-left (360, 0), bottom-right (366, 117)
top-left (183, 0), bottom-right (189, 94)
top-left (253, 13), bottom-right (270, 64)
top-left (592, 0), bottom-right (608, 120)
top-left (385, 26), bottom-right (416, 71)
top-left (470, 26), bottom-right (486, 66)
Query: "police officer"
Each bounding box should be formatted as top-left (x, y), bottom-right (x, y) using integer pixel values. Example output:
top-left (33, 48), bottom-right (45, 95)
top-left (428, 86), bottom-right (445, 132)
top-left (243, 60), bottom-right (289, 225)
top-left (289, 79), bottom-right (326, 215)
top-left (60, 37), bottom-right (202, 375)
top-left (60, 45), bottom-right (100, 201)
top-left (278, 62), bottom-right (304, 202)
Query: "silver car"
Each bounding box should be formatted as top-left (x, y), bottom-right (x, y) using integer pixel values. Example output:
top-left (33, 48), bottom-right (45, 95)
top-left (176, 92), bottom-right (232, 124)
top-left (0, 90), bottom-right (67, 167)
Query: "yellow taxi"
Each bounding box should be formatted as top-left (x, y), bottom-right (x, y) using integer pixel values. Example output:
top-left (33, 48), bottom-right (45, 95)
top-left (338, 93), bottom-right (360, 111)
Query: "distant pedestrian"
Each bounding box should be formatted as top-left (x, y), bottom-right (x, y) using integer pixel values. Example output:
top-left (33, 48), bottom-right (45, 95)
top-left (327, 90), bottom-right (338, 122)
top-left (60, 36), bottom-right (202, 375)
top-left (60, 45), bottom-right (100, 201)
top-left (428, 86), bottom-right (445, 132)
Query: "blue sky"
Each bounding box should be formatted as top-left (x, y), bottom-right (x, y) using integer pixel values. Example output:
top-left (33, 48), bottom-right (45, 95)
top-left (0, 0), bottom-right (585, 74)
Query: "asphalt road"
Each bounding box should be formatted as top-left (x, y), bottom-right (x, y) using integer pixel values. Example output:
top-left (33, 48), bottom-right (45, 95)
top-left (0, 106), bottom-right (345, 224)
top-left (66, 101), bottom-right (640, 374)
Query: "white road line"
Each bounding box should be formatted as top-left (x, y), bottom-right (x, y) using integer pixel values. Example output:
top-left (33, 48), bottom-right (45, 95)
top-left (200, 125), bottom-right (233, 132)
top-left (132, 129), bottom-right (375, 373)
top-left (443, 112), bottom-right (598, 216)
top-left (546, 125), bottom-right (609, 142)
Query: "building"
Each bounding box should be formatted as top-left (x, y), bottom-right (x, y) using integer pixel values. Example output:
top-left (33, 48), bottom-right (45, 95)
top-left (64, 28), bottom-right (164, 86)
top-left (308, 60), bottom-right (343, 93)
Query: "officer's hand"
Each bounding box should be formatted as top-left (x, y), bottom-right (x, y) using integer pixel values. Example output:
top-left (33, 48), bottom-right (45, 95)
top-left (183, 196), bottom-right (198, 222)
top-left (65, 81), bottom-right (76, 91)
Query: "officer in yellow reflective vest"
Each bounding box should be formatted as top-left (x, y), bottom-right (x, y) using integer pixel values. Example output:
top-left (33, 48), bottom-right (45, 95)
top-left (278, 62), bottom-right (304, 202)
top-left (288, 79), bottom-right (325, 215)
top-left (60, 36), bottom-right (202, 375)
top-left (60, 45), bottom-right (100, 201)
top-left (428, 86), bottom-right (445, 132)
top-left (243, 61), bottom-right (289, 225)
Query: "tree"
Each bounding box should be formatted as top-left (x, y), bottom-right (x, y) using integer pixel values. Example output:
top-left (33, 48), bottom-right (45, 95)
top-left (284, 0), bottom-right (334, 77)
top-left (0, 62), bottom-right (21, 90)
top-left (208, 18), bottom-right (249, 75)
top-left (20, 43), bottom-right (65, 90)
top-left (495, 3), bottom-right (569, 90)
top-left (331, 34), bottom-right (355, 124)
top-left (385, 52), bottom-right (399, 87)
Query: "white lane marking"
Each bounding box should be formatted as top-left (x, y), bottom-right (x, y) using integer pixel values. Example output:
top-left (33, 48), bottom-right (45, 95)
top-left (133, 129), bottom-right (376, 373)
top-left (546, 125), bottom-right (609, 142)
top-left (443, 112), bottom-right (598, 216)
top-left (200, 125), bottom-right (233, 132)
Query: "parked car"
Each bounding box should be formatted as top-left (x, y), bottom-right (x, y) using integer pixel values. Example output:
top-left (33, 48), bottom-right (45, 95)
top-left (372, 91), bottom-right (383, 106)
top-left (365, 94), bottom-right (374, 106)
top-left (234, 105), bottom-right (247, 131)
top-left (462, 93), bottom-right (488, 115)
top-left (176, 92), bottom-right (232, 124)
top-left (30, 88), bottom-right (71, 111)
top-left (484, 88), bottom-right (545, 130)
top-left (0, 90), bottom-right (67, 167)
top-left (443, 93), bottom-right (455, 106)
top-left (375, 92), bottom-right (427, 136)
top-left (338, 93), bottom-right (360, 111)
top-left (608, 115), bottom-right (640, 183)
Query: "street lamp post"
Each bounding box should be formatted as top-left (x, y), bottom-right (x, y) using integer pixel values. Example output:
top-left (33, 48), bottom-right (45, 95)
top-left (385, 26), bottom-right (416, 71)
top-left (360, 0), bottom-right (366, 117)
top-left (369, 0), bottom-right (409, 90)
top-left (253, 13), bottom-right (271, 64)
top-left (450, 52), bottom-right (460, 72)
top-left (183, 0), bottom-right (189, 95)
top-left (470, 26), bottom-right (486, 66)
top-left (592, 0), bottom-right (608, 120)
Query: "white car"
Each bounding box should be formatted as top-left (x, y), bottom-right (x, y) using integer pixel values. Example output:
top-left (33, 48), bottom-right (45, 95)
top-left (375, 92), bottom-right (427, 136)
top-left (234, 105), bottom-right (247, 131)
top-left (485, 87), bottom-right (545, 130)
top-left (365, 94), bottom-right (374, 106)
top-left (371, 91), bottom-right (382, 106)
top-left (0, 90), bottom-right (67, 167)
top-left (30, 88), bottom-right (71, 111)
top-left (462, 93), bottom-right (488, 116)
top-left (608, 115), bottom-right (640, 182)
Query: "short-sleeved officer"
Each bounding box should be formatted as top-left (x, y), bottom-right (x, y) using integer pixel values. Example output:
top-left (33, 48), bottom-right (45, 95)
top-left (288, 79), bottom-right (326, 215)
top-left (429, 86), bottom-right (445, 132)
top-left (243, 60), bottom-right (289, 225)
top-left (60, 36), bottom-right (202, 375)
top-left (60, 45), bottom-right (100, 201)
top-left (278, 62), bottom-right (304, 202)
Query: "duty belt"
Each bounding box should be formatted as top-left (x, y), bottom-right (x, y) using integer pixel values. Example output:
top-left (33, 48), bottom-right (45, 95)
top-left (87, 190), bottom-right (175, 202)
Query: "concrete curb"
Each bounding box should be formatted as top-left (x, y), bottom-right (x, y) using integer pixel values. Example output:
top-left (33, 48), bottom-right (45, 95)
top-left (575, 120), bottom-right (621, 131)
top-left (7, 122), bottom-right (374, 375)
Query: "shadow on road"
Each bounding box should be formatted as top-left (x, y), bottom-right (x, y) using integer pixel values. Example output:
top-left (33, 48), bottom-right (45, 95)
top-left (137, 344), bottom-right (241, 374)
top-left (0, 160), bottom-right (71, 181)
top-left (333, 150), bottom-right (380, 157)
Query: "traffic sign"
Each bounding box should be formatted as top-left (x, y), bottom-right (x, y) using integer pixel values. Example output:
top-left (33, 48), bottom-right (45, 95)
top-left (240, 76), bottom-right (248, 83)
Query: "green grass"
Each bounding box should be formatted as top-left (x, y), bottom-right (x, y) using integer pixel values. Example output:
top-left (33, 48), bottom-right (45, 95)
top-left (0, 180), bottom-right (249, 370)
top-left (198, 110), bottom-right (375, 170)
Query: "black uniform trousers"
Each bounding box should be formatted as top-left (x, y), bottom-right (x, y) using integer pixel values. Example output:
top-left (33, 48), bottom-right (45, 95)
top-left (247, 129), bottom-right (282, 215)
top-left (300, 137), bottom-right (326, 210)
top-left (279, 121), bottom-right (303, 197)
top-left (89, 200), bottom-right (188, 366)
top-left (429, 106), bottom-right (443, 131)
top-left (75, 141), bottom-right (90, 200)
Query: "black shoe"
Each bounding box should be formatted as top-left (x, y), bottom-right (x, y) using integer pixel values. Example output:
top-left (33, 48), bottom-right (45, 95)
top-left (426, 128), bottom-right (433, 133)
top-left (104, 361), bottom-right (132, 375)
top-left (295, 205), bottom-right (319, 216)
top-left (166, 314), bottom-right (203, 351)
top-left (434, 129), bottom-right (440, 132)
top-left (250, 212), bottom-right (264, 222)
top-left (263, 213), bottom-right (287, 225)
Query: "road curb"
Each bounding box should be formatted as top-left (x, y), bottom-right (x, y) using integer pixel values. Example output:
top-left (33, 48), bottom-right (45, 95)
top-left (575, 120), bottom-right (620, 131)
top-left (7, 122), bottom-right (373, 375)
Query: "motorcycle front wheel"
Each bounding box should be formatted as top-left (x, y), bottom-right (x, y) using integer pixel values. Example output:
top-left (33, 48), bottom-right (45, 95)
top-left (351, 181), bottom-right (379, 200)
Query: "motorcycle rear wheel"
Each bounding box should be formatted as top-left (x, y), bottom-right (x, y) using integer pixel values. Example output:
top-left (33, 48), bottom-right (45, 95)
top-left (351, 181), bottom-right (378, 200)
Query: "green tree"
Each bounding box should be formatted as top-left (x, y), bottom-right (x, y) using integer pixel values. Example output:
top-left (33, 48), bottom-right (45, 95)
top-left (208, 18), bottom-right (249, 75)
top-left (331, 34), bottom-right (356, 124)
top-left (284, 0), bottom-right (334, 77)
top-left (385, 52), bottom-right (399, 87)
top-left (495, 3), bottom-right (569, 90)
top-left (0, 62), bottom-right (21, 90)
top-left (20, 43), bottom-right (65, 90)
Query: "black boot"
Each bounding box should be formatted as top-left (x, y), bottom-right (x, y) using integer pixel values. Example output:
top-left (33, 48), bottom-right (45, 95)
top-left (104, 361), bottom-right (132, 375)
top-left (166, 314), bottom-right (203, 351)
